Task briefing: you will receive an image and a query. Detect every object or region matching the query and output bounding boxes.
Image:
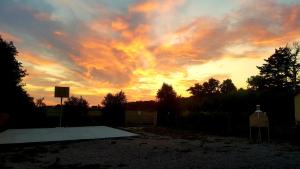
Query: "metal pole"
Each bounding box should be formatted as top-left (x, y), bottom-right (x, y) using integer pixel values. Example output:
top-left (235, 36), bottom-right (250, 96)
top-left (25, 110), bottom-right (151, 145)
top-left (249, 127), bottom-right (252, 140)
top-left (258, 127), bottom-right (261, 143)
top-left (60, 97), bottom-right (63, 127)
top-left (267, 126), bottom-right (270, 143)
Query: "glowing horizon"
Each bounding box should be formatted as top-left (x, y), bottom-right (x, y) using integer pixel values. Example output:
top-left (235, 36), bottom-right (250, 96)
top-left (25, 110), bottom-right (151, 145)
top-left (1, 0), bottom-right (300, 105)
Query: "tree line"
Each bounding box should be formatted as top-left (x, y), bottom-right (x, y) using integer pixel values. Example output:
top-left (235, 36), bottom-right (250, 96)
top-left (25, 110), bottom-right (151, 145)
top-left (1, 35), bottom-right (299, 137)
top-left (155, 42), bottom-right (300, 136)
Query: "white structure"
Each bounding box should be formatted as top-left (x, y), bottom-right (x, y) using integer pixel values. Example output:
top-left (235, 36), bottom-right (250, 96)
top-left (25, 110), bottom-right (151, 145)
top-left (249, 105), bottom-right (270, 142)
top-left (294, 94), bottom-right (300, 126)
top-left (0, 126), bottom-right (137, 144)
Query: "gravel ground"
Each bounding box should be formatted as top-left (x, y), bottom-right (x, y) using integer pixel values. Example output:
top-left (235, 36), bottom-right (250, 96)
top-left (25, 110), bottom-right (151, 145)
top-left (0, 127), bottom-right (300, 169)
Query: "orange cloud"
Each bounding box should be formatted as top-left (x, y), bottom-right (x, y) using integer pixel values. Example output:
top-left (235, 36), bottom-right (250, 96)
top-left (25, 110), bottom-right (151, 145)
top-left (129, 0), bottom-right (185, 14)
top-left (0, 32), bottom-right (22, 43)
top-left (129, 1), bottom-right (158, 13)
top-left (111, 18), bottom-right (128, 31)
top-left (4, 0), bottom-right (300, 105)
top-left (20, 52), bottom-right (57, 66)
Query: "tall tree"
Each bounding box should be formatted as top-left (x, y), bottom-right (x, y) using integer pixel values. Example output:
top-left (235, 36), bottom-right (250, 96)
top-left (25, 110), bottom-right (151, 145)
top-left (102, 91), bottom-right (127, 126)
top-left (0, 36), bottom-right (35, 127)
top-left (156, 83), bottom-right (178, 126)
top-left (249, 44), bottom-right (300, 90)
top-left (258, 46), bottom-right (292, 88)
top-left (290, 42), bottom-right (300, 91)
top-left (220, 79), bottom-right (237, 95)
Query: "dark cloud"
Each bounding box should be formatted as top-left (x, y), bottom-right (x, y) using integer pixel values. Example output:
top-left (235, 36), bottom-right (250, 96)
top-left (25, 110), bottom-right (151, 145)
top-left (0, 0), bottom-right (86, 73)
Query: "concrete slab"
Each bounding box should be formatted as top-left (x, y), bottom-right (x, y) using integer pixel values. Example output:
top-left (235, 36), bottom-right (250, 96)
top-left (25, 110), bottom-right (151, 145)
top-left (0, 126), bottom-right (137, 144)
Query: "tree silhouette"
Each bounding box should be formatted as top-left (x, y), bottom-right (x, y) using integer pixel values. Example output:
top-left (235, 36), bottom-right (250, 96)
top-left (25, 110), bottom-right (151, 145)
top-left (187, 78), bottom-right (220, 97)
top-left (0, 36), bottom-right (35, 127)
top-left (187, 83), bottom-right (204, 97)
top-left (220, 79), bottom-right (237, 95)
top-left (156, 83), bottom-right (178, 126)
top-left (290, 42), bottom-right (300, 90)
top-left (63, 96), bottom-right (89, 126)
top-left (35, 97), bottom-right (46, 108)
top-left (34, 97), bottom-right (47, 127)
top-left (102, 91), bottom-right (127, 126)
top-left (203, 78), bottom-right (220, 95)
top-left (248, 44), bottom-right (300, 90)
top-left (247, 75), bottom-right (267, 90)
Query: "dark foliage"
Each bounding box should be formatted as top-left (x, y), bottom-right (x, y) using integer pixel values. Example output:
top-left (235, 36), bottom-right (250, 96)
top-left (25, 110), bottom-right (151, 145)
top-left (179, 88), bottom-right (295, 136)
top-left (34, 97), bottom-right (47, 127)
top-left (220, 79), bottom-right (237, 95)
top-left (187, 78), bottom-right (220, 97)
top-left (156, 83), bottom-right (180, 126)
top-left (183, 44), bottom-right (300, 136)
top-left (63, 96), bottom-right (89, 126)
top-left (102, 91), bottom-right (127, 126)
top-left (0, 36), bottom-right (36, 128)
top-left (187, 78), bottom-right (234, 113)
top-left (247, 75), bottom-right (267, 91)
top-left (203, 78), bottom-right (220, 95)
top-left (248, 44), bottom-right (300, 91)
top-left (126, 100), bottom-right (157, 111)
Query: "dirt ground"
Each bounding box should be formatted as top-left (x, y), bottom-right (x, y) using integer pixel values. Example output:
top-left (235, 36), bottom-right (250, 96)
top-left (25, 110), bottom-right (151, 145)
top-left (1, 127), bottom-right (300, 169)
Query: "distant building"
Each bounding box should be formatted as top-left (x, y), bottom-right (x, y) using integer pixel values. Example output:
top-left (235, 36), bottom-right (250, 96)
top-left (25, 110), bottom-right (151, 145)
top-left (125, 111), bottom-right (157, 126)
top-left (294, 94), bottom-right (300, 126)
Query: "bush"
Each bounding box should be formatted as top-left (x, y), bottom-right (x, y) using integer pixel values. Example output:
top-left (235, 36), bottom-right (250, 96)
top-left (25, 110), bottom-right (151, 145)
top-left (63, 96), bottom-right (89, 126)
top-left (102, 91), bottom-right (127, 126)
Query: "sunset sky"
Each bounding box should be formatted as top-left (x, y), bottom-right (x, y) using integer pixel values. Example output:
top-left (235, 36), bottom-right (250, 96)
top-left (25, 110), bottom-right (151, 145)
top-left (1, 0), bottom-right (300, 105)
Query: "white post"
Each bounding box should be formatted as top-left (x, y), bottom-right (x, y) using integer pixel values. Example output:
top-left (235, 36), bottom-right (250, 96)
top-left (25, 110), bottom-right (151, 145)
top-left (59, 97), bottom-right (63, 127)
